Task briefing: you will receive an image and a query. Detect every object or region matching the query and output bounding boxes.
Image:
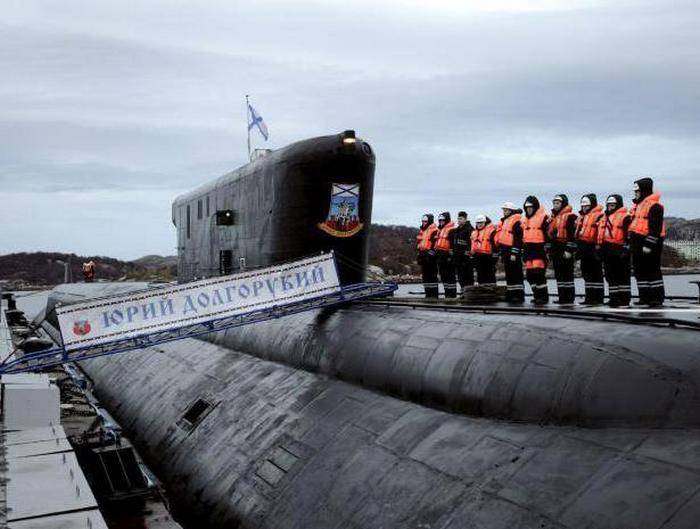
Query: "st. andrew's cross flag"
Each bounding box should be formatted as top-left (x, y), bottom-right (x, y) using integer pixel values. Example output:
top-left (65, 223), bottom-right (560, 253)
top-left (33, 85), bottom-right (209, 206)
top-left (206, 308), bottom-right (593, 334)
top-left (248, 103), bottom-right (269, 141)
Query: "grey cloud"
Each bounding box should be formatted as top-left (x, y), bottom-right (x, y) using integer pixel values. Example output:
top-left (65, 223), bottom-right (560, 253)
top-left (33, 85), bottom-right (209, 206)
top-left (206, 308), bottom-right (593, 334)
top-left (1, 0), bottom-right (699, 258)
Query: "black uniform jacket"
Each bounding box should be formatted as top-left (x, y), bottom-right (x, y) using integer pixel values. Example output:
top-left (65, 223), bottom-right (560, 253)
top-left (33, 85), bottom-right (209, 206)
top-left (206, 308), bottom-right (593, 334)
top-left (450, 221), bottom-right (474, 257)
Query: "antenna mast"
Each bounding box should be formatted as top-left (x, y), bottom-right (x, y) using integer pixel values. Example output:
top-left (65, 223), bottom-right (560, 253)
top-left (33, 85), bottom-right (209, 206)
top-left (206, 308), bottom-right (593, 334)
top-left (245, 94), bottom-right (251, 161)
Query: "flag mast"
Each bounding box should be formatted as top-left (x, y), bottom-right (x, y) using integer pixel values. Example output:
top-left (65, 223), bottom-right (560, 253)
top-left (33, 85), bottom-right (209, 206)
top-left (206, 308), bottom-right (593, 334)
top-left (245, 94), bottom-right (251, 161)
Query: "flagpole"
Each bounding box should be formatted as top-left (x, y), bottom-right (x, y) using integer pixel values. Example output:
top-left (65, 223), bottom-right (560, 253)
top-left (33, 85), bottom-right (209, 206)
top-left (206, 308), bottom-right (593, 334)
top-left (245, 94), bottom-right (251, 161)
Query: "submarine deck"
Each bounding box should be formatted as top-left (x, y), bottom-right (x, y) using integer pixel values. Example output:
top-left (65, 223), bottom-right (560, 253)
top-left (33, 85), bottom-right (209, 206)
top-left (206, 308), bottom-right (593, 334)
top-left (376, 296), bottom-right (700, 329)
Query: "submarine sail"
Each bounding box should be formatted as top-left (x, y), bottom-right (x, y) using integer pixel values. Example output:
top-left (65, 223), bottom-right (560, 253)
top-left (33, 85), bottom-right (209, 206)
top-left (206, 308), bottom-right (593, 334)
top-left (172, 130), bottom-right (374, 285)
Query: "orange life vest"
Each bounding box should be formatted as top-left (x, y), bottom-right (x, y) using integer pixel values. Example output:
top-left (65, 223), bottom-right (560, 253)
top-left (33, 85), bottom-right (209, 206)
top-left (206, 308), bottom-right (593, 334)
top-left (416, 224), bottom-right (438, 251)
top-left (629, 193), bottom-right (666, 238)
top-left (471, 223), bottom-right (496, 254)
top-left (82, 261), bottom-right (95, 280)
top-left (547, 205), bottom-right (576, 242)
top-left (576, 205), bottom-right (603, 243)
top-left (434, 222), bottom-right (455, 252)
top-left (522, 208), bottom-right (548, 244)
top-left (495, 214), bottom-right (521, 247)
top-left (598, 208), bottom-right (629, 246)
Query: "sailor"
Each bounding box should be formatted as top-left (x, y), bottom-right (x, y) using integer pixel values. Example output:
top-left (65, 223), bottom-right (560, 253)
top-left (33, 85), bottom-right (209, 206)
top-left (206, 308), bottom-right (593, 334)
top-left (434, 212), bottom-right (457, 298)
top-left (82, 260), bottom-right (96, 282)
top-left (470, 214), bottom-right (498, 287)
top-left (495, 202), bottom-right (524, 303)
top-left (416, 213), bottom-right (439, 298)
top-left (451, 211), bottom-right (474, 293)
top-left (575, 194), bottom-right (605, 305)
top-left (598, 195), bottom-right (632, 307)
top-left (547, 194), bottom-right (578, 304)
top-left (522, 196), bottom-right (550, 305)
top-left (629, 177), bottom-right (666, 306)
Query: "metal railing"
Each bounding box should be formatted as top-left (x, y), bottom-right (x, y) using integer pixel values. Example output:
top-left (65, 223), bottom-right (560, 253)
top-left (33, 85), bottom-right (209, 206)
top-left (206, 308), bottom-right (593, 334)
top-left (0, 282), bottom-right (397, 375)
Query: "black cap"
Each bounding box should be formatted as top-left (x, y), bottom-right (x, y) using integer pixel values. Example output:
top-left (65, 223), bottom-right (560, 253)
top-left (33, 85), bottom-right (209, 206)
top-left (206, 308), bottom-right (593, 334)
top-left (634, 177), bottom-right (654, 195)
top-left (605, 194), bottom-right (624, 212)
top-left (457, 211), bottom-right (467, 219)
top-left (580, 193), bottom-right (598, 208)
top-left (523, 196), bottom-right (541, 217)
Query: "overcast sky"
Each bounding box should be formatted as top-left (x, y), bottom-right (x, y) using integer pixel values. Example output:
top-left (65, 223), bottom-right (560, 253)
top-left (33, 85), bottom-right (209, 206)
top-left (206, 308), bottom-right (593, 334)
top-left (1, 0), bottom-right (698, 259)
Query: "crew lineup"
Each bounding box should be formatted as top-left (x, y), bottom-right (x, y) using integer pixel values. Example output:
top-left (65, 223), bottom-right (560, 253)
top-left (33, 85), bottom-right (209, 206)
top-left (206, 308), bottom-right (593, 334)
top-left (416, 177), bottom-right (666, 307)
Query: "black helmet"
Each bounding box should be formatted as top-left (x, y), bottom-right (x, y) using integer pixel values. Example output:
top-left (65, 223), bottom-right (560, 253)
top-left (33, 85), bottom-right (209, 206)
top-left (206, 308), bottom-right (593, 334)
top-left (605, 194), bottom-right (624, 213)
top-left (633, 177), bottom-right (654, 202)
top-left (523, 196), bottom-right (541, 217)
top-left (580, 193), bottom-right (598, 210)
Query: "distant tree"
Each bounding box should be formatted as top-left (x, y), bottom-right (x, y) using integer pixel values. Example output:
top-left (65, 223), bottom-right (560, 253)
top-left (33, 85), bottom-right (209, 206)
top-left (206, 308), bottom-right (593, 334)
top-left (368, 224), bottom-right (420, 275)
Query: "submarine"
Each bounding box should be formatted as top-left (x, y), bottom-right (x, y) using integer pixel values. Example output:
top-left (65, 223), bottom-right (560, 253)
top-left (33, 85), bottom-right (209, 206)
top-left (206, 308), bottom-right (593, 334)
top-left (37, 131), bottom-right (700, 529)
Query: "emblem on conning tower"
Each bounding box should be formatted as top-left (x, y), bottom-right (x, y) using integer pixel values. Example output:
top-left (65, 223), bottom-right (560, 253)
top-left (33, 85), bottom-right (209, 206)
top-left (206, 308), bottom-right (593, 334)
top-left (318, 183), bottom-right (364, 237)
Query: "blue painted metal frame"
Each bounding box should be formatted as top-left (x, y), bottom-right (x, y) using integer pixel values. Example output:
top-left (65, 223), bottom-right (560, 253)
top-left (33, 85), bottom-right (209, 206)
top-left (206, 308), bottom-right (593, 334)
top-left (0, 282), bottom-right (397, 375)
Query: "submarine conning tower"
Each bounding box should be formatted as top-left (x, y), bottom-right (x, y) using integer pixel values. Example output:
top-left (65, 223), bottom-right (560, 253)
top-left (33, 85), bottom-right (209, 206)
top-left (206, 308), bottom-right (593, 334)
top-left (172, 130), bottom-right (375, 285)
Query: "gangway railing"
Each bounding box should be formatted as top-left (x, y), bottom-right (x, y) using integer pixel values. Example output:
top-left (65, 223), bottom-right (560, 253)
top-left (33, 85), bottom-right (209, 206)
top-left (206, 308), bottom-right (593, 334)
top-left (0, 282), bottom-right (396, 375)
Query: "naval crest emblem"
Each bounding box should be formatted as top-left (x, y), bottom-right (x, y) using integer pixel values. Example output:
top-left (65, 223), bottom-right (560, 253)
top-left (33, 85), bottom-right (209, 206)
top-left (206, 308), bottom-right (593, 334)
top-left (72, 319), bottom-right (92, 336)
top-left (318, 183), bottom-right (364, 237)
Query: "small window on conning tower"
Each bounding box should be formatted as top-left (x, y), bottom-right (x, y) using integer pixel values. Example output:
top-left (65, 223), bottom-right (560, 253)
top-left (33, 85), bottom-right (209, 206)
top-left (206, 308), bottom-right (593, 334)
top-left (206, 195), bottom-right (210, 217)
top-left (197, 199), bottom-right (203, 220)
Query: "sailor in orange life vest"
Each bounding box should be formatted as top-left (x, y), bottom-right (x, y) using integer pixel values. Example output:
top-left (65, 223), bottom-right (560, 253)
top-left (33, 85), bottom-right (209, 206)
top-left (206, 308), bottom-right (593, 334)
top-left (598, 194), bottom-right (632, 307)
top-left (547, 194), bottom-right (578, 304)
top-left (522, 196), bottom-right (550, 305)
top-left (82, 260), bottom-right (96, 282)
top-left (451, 211), bottom-right (474, 293)
top-left (434, 212), bottom-right (458, 298)
top-left (576, 194), bottom-right (605, 305)
top-left (416, 213), bottom-right (439, 298)
top-left (470, 214), bottom-right (498, 287)
top-left (494, 202), bottom-right (525, 303)
top-left (629, 177), bottom-right (665, 306)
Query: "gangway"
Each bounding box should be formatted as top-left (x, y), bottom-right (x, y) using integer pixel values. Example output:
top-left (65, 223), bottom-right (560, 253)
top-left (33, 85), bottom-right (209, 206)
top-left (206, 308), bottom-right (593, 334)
top-left (1, 254), bottom-right (397, 375)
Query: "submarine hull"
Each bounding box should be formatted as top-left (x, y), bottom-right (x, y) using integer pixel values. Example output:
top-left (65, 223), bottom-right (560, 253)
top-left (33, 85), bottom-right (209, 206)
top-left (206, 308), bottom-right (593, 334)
top-left (42, 286), bottom-right (700, 529)
top-left (78, 309), bottom-right (700, 529)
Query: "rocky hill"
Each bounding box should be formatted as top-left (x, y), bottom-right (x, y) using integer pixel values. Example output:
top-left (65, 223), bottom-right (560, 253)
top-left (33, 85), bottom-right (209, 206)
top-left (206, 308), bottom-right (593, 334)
top-left (132, 254), bottom-right (179, 271)
top-left (368, 224), bottom-right (420, 276)
top-left (0, 252), bottom-right (177, 287)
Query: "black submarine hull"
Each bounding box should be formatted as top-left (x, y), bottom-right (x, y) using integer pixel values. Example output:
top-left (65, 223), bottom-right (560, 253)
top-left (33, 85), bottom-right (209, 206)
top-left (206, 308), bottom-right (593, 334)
top-left (43, 284), bottom-right (700, 529)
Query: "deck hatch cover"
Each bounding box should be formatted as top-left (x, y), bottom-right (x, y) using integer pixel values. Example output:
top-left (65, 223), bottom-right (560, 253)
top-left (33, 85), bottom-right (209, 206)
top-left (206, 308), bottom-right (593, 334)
top-left (177, 398), bottom-right (215, 432)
